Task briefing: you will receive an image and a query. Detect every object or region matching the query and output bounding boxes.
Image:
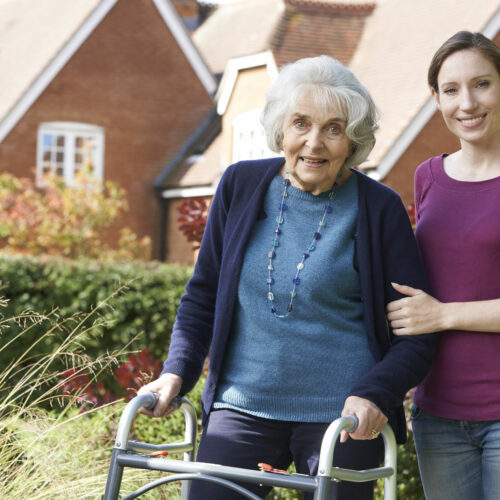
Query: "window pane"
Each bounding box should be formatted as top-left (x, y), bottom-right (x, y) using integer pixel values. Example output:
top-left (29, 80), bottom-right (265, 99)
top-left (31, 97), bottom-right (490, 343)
top-left (76, 135), bottom-right (96, 171)
top-left (38, 124), bottom-right (104, 183)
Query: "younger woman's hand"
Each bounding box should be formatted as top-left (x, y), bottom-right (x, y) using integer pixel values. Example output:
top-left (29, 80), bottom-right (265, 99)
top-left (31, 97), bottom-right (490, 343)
top-left (386, 283), bottom-right (445, 335)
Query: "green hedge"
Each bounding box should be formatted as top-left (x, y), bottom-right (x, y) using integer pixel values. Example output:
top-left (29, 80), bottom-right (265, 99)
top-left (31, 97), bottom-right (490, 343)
top-left (0, 254), bottom-right (192, 368)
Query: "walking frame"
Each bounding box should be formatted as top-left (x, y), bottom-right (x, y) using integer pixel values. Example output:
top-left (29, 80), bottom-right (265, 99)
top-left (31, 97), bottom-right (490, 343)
top-left (103, 393), bottom-right (397, 500)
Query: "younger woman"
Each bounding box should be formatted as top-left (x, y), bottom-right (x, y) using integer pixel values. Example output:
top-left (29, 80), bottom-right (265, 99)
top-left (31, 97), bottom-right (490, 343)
top-left (387, 31), bottom-right (500, 500)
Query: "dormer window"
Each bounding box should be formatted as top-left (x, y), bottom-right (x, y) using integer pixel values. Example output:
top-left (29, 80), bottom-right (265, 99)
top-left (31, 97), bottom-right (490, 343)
top-left (36, 122), bottom-right (105, 184)
top-left (232, 109), bottom-right (278, 163)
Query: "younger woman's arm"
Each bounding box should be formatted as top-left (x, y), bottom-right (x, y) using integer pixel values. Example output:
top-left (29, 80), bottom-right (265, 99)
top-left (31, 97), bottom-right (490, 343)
top-left (387, 283), bottom-right (500, 335)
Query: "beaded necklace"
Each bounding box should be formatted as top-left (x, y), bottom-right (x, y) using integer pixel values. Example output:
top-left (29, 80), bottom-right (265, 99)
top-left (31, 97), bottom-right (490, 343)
top-left (267, 170), bottom-right (338, 318)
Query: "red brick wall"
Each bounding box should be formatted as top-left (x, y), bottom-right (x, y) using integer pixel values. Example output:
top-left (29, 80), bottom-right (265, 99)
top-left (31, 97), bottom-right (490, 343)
top-left (0, 0), bottom-right (213, 259)
top-left (383, 111), bottom-right (460, 206)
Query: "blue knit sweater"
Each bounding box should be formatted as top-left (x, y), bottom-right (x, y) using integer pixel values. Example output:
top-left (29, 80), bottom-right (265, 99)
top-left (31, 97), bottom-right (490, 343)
top-left (214, 174), bottom-right (374, 422)
top-left (163, 157), bottom-right (438, 443)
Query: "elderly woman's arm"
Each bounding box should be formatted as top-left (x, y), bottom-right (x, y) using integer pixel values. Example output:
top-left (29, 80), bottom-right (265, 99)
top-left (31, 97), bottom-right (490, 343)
top-left (347, 190), bottom-right (438, 435)
top-left (387, 284), bottom-right (500, 335)
top-left (136, 167), bottom-right (236, 409)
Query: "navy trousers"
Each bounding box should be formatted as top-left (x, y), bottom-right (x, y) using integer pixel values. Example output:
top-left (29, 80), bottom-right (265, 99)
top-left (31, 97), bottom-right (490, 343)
top-left (188, 409), bottom-right (384, 500)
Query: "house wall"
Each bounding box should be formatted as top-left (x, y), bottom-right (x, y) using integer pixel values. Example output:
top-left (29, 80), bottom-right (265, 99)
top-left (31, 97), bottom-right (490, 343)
top-left (0, 0), bottom-right (213, 259)
top-left (222, 66), bottom-right (273, 165)
top-left (383, 111), bottom-right (460, 206)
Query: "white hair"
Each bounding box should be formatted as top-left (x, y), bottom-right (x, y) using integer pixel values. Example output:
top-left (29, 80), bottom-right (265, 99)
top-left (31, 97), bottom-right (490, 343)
top-left (261, 55), bottom-right (379, 169)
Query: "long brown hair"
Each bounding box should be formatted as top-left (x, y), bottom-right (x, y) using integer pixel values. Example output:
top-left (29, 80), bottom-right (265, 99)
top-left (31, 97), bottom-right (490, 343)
top-left (428, 31), bottom-right (500, 92)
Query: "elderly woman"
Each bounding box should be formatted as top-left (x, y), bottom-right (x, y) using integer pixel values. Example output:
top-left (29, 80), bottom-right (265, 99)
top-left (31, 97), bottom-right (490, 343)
top-left (139, 55), bottom-right (436, 500)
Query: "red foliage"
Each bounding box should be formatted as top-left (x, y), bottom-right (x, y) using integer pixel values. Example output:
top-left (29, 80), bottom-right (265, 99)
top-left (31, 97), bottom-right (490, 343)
top-left (60, 349), bottom-right (163, 408)
top-left (60, 368), bottom-right (113, 409)
top-left (177, 198), bottom-right (209, 249)
top-left (114, 349), bottom-right (163, 399)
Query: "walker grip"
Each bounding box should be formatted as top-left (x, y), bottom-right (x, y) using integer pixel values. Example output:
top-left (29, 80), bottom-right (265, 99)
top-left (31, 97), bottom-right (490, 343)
top-left (143, 392), bottom-right (183, 411)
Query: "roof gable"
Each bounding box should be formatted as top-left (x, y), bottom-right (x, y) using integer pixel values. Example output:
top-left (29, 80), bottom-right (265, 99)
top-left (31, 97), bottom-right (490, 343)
top-left (216, 51), bottom-right (279, 115)
top-left (0, 0), bottom-right (216, 143)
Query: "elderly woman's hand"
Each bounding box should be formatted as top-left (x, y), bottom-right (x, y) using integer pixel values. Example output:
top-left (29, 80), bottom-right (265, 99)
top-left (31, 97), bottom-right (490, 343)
top-left (340, 396), bottom-right (387, 442)
top-left (386, 282), bottom-right (446, 335)
top-left (137, 372), bottom-right (183, 418)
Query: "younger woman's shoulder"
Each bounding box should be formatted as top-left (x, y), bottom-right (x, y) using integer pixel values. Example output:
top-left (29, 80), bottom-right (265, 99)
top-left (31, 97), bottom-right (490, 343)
top-left (415, 154), bottom-right (444, 179)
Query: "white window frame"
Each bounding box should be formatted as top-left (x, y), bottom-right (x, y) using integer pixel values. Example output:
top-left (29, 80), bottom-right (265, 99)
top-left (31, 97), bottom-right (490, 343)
top-left (232, 109), bottom-right (279, 163)
top-left (36, 122), bottom-right (105, 184)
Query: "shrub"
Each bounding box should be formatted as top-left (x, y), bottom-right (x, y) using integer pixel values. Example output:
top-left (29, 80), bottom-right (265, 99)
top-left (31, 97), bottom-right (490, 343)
top-left (0, 294), bottom-right (199, 499)
top-left (0, 253), bottom-right (192, 390)
top-left (0, 170), bottom-right (151, 260)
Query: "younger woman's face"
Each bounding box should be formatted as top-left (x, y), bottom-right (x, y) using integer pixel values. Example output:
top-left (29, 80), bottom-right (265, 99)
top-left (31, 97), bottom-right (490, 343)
top-left (433, 49), bottom-right (500, 147)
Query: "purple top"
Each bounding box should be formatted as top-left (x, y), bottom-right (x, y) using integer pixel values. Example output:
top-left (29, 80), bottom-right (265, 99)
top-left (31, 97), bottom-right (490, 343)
top-left (414, 154), bottom-right (500, 420)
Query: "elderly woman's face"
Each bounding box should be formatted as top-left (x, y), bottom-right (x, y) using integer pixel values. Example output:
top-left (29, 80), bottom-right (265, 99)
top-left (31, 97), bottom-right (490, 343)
top-left (281, 89), bottom-right (351, 195)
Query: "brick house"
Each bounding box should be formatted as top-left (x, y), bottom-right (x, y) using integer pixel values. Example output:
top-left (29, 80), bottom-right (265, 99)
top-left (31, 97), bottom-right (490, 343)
top-left (158, 0), bottom-right (375, 263)
top-left (0, 0), bottom-right (216, 260)
top-left (158, 0), bottom-right (500, 264)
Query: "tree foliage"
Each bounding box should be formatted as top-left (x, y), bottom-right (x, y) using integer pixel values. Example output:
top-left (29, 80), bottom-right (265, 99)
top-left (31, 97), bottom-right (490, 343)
top-left (0, 171), bottom-right (151, 260)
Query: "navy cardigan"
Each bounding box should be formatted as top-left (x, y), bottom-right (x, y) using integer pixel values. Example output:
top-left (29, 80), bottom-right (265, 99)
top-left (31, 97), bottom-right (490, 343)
top-left (163, 157), bottom-right (437, 443)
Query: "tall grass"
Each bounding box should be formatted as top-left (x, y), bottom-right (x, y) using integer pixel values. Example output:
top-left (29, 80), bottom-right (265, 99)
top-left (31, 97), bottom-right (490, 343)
top-left (0, 289), bottom-right (187, 499)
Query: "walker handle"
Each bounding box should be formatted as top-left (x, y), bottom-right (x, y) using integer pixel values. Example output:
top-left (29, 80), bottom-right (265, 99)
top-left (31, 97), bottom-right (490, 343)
top-left (342, 414), bottom-right (359, 433)
top-left (143, 393), bottom-right (183, 411)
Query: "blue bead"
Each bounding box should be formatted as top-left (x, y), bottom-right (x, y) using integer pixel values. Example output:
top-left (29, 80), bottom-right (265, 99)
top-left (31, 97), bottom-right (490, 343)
top-left (308, 245), bottom-right (316, 251)
top-left (271, 306), bottom-right (277, 313)
top-left (272, 239), bottom-right (279, 247)
top-left (293, 278), bottom-right (300, 285)
top-left (275, 228), bottom-right (281, 235)
top-left (283, 179), bottom-right (291, 186)
top-left (268, 250), bottom-right (276, 259)
top-left (325, 204), bottom-right (333, 213)
top-left (279, 203), bottom-right (287, 210)
top-left (267, 278), bottom-right (274, 285)
top-left (303, 253), bottom-right (309, 259)
top-left (287, 304), bottom-right (293, 312)
top-left (313, 232), bottom-right (321, 240)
